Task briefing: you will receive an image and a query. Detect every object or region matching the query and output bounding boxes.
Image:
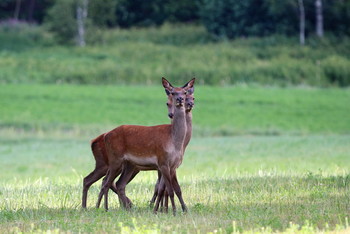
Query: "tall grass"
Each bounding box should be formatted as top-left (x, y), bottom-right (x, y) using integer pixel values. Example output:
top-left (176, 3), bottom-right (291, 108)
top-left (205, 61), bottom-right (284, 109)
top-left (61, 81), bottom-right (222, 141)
top-left (0, 23), bottom-right (350, 86)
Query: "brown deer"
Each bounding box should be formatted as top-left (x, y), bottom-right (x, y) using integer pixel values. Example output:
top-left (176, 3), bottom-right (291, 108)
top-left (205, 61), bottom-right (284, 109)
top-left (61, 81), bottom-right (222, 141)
top-left (149, 87), bottom-right (195, 212)
top-left (109, 83), bottom-right (195, 211)
top-left (96, 78), bottom-right (194, 214)
top-left (82, 81), bottom-right (175, 209)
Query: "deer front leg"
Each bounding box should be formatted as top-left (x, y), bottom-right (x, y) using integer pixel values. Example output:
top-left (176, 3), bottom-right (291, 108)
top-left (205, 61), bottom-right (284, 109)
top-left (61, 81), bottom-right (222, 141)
top-left (150, 170), bottom-right (162, 207)
top-left (155, 166), bottom-right (176, 215)
top-left (172, 171), bottom-right (187, 212)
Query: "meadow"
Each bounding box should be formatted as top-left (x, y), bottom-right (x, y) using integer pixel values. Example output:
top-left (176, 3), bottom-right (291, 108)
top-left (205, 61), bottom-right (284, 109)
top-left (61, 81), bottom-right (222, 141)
top-left (0, 84), bottom-right (350, 233)
top-left (1, 23), bottom-right (350, 87)
top-left (1, 22), bottom-right (350, 233)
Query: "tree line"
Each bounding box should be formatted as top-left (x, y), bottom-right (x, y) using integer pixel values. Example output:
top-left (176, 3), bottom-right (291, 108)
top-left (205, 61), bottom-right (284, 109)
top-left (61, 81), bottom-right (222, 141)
top-left (0, 0), bottom-right (349, 45)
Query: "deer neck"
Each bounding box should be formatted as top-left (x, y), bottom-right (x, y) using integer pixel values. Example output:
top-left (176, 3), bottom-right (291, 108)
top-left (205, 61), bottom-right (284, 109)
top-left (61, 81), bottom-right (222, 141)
top-left (171, 105), bottom-right (187, 151)
top-left (184, 110), bottom-right (192, 149)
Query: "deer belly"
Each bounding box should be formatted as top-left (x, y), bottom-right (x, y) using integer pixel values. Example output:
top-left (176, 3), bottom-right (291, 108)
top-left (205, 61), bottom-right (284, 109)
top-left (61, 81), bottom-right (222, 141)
top-left (124, 154), bottom-right (158, 168)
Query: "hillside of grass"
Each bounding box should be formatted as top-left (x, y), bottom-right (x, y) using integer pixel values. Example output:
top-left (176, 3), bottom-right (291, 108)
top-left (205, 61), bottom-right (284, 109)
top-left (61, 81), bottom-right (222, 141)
top-left (1, 84), bottom-right (349, 137)
top-left (0, 23), bottom-right (350, 86)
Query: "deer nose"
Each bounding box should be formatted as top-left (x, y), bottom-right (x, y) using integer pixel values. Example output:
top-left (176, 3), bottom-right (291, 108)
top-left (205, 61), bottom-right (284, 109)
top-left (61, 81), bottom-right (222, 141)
top-left (168, 113), bottom-right (174, 119)
top-left (176, 97), bottom-right (183, 102)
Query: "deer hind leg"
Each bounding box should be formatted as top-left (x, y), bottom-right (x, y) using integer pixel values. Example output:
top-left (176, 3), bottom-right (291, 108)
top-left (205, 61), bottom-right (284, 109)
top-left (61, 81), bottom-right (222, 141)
top-left (115, 162), bottom-right (139, 209)
top-left (82, 162), bottom-right (107, 208)
top-left (96, 163), bottom-right (122, 211)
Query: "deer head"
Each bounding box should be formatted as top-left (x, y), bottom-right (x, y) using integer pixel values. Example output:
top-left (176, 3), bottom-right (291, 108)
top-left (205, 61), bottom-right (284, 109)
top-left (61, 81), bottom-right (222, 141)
top-left (163, 77), bottom-right (195, 118)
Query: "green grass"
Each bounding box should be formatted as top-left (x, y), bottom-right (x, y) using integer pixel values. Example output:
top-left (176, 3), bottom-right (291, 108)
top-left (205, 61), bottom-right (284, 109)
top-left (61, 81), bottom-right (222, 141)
top-left (0, 84), bottom-right (350, 232)
top-left (0, 84), bottom-right (349, 136)
top-left (1, 135), bottom-right (350, 233)
top-left (1, 23), bottom-right (350, 86)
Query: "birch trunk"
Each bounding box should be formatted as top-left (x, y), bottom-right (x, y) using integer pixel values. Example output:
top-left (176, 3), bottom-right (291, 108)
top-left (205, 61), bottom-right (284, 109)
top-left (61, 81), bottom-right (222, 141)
top-left (14, 0), bottom-right (21, 20)
top-left (77, 0), bottom-right (88, 47)
top-left (315, 0), bottom-right (324, 37)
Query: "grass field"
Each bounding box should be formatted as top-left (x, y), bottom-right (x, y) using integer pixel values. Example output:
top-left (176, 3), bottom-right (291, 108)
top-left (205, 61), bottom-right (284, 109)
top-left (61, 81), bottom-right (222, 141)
top-left (0, 84), bottom-right (350, 233)
top-left (0, 136), bottom-right (349, 233)
top-left (1, 84), bottom-right (350, 136)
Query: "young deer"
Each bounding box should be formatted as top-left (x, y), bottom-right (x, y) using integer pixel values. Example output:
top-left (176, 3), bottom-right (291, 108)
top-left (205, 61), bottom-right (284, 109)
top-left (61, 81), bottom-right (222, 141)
top-left (149, 87), bottom-right (195, 211)
top-left (96, 78), bottom-right (194, 214)
top-left (82, 82), bottom-right (175, 209)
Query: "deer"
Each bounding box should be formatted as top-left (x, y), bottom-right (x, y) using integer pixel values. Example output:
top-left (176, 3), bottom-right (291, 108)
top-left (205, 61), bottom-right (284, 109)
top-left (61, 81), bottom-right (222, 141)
top-left (95, 78), bottom-right (195, 215)
top-left (82, 80), bottom-right (176, 209)
top-left (105, 84), bottom-right (195, 211)
top-left (109, 84), bottom-right (195, 212)
top-left (149, 88), bottom-right (195, 211)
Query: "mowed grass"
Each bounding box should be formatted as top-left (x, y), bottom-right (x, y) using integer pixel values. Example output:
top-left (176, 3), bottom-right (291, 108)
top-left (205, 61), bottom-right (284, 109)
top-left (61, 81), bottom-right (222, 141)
top-left (0, 135), bottom-right (350, 233)
top-left (1, 84), bottom-right (350, 136)
top-left (0, 84), bottom-right (350, 232)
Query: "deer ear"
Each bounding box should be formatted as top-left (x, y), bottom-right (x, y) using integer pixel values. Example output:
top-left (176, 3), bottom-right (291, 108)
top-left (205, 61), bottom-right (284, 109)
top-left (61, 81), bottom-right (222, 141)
top-left (182, 78), bottom-right (195, 93)
top-left (187, 86), bottom-right (194, 95)
top-left (162, 77), bottom-right (173, 95)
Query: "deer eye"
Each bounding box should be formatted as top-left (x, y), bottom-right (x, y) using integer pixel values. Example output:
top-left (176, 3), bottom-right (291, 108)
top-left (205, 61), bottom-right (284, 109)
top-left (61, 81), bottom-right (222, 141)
top-left (184, 91), bottom-right (187, 95)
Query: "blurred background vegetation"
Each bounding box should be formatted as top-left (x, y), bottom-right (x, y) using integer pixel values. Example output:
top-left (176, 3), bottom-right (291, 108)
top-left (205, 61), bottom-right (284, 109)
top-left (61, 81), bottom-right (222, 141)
top-left (0, 0), bottom-right (349, 87)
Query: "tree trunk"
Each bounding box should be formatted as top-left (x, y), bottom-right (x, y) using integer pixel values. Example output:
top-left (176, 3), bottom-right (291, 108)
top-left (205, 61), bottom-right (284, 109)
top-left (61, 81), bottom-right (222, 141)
top-left (298, 0), bottom-right (305, 45)
top-left (77, 0), bottom-right (88, 47)
top-left (315, 0), bottom-right (324, 37)
top-left (14, 0), bottom-right (22, 20)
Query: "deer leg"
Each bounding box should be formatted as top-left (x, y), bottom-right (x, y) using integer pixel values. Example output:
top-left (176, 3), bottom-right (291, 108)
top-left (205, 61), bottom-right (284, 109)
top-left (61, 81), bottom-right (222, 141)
top-left (96, 170), bottom-right (109, 209)
top-left (115, 162), bottom-right (139, 209)
top-left (96, 165), bottom-right (122, 211)
top-left (150, 170), bottom-right (161, 207)
top-left (82, 164), bottom-right (108, 208)
top-left (99, 176), bottom-right (119, 196)
top-left (164, 190), bottom-right (169, 213)
top-left (157, 166), bottom-right (176, 215)
top-left (122, 167), bottom-right (140, 206)
top-left (172, 172), bottom-right (187, 212)
top-left (153, 179), bottom-right (166, 214)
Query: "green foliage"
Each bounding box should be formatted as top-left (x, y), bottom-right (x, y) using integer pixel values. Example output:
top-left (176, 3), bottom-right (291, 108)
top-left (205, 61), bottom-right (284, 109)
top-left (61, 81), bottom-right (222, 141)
top-left (322, 55), bottom-right (350, 87)
top-left (0, 0), bottom-right (53, 23)
top-left (115, 0), bottom-right (167, 28)
top-left (1, 24), bottom-right (350, 86)
top-left (0, 20), bottom-right (53, 51)
top-left (88, 0), bottom-right (117, 28)
top-left (115, 0), bottom-right (200, 28)
top-left (200, 0), bottom-right (277, 38)
top-left (164, 0), bottom-right (201, 23)
top-left (323, 0), bottom-right (350, 36)
top-left (43, 0), bottom-right (77, 44)
top-left (200, 0), bottom-right (350, 38)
